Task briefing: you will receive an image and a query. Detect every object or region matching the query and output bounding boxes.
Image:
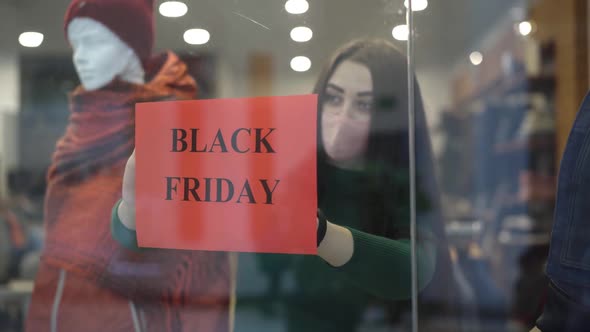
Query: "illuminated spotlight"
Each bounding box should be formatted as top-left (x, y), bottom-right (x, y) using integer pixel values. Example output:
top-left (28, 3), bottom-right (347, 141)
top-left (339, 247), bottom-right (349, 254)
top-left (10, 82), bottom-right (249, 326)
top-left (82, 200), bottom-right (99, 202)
top-left (404, 0), bottom-right (428, 11)
top-left (184, 29), bottom-right (210, 45)
top-left (19, 32), bottom-right (44, 48)
top-left (285, 0), bottom-right (309, 14)
top-left (290, 56), bottom-right (311, 72)
top-left (518, 21), bottom-right (533, 36)
top-left (470, 51), bottom-right (483, 66)
top-left (159, 1), bottom-right (188, 17)
top-left (392, 25), bottom-right (409, 41)
top-left (290, 26), bottom-right (313, 42)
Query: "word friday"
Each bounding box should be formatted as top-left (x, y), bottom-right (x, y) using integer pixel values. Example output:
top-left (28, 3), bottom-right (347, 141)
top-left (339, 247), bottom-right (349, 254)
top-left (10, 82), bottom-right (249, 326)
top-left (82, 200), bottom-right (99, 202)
top-left (165, 177), bottom-right (281, 205)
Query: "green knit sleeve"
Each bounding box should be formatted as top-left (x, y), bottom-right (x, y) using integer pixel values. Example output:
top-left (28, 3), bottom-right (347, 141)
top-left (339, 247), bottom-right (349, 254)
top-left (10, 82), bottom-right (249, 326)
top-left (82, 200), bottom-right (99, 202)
top-left (336, 226), bottom-right (437, 301)
top-left (110, 199), bottom-right (144, 252)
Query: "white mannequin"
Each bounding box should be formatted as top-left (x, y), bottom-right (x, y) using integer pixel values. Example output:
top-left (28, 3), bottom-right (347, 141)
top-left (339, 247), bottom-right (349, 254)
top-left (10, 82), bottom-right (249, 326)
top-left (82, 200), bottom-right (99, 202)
top-left (67, 17), bottom-right (145, 91)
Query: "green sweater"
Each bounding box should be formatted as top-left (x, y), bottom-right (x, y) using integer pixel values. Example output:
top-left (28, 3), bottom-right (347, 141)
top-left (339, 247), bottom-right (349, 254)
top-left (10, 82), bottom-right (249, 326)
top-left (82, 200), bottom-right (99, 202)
top-left (111, 165), bottom-right (436, 331)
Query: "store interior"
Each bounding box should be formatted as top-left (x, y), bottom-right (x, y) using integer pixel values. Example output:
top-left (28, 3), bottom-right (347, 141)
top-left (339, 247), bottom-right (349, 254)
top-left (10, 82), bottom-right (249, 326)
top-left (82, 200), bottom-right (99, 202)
top-left (0, 0), bottom-right (588, 331)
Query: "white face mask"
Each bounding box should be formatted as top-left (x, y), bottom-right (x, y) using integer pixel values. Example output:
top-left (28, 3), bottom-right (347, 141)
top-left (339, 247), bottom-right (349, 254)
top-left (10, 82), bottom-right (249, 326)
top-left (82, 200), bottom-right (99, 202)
top-left (67, 18), bottom-right (145, 91)
top-left (321, 61), bottom-right (373, 169)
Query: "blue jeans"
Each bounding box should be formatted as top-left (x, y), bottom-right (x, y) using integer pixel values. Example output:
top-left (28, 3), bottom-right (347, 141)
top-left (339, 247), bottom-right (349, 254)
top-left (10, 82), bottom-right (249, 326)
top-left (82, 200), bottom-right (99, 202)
top-left (537, 91), bottom-right (590, 331)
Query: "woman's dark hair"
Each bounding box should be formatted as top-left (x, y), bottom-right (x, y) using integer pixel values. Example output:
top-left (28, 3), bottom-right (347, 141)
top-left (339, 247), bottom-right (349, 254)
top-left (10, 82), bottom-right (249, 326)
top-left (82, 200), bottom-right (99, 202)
top-left (313, 39), bottom-right (458, 322)
top-left (314, 39), bottom-right (437, 240)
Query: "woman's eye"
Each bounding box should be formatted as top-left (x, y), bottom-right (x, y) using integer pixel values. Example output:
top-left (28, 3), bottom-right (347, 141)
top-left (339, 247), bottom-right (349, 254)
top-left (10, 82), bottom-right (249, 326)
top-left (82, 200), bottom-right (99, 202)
top-left (357, 100), bottom-right (373, 111)
top-left (324, 93), bottom-right (343, 106)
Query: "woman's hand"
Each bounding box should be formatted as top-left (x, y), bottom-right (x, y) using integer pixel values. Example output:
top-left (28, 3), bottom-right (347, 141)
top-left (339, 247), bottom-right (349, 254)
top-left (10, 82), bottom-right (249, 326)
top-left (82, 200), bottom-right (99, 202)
top-left (317, 220), bottom-right (354, 267)
top-left (118, 150), bottom-right (136, 230)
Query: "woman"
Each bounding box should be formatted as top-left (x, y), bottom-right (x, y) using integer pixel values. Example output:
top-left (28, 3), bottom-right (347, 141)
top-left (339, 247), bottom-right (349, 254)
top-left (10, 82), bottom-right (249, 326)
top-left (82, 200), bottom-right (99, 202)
top-left (113, 38), bottom-right (457, 331)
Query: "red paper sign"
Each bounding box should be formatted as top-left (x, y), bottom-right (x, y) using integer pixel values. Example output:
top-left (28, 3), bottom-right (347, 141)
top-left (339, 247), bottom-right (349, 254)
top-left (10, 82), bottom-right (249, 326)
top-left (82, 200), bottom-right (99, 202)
top-left (135, 95), bottom-right (318, 254)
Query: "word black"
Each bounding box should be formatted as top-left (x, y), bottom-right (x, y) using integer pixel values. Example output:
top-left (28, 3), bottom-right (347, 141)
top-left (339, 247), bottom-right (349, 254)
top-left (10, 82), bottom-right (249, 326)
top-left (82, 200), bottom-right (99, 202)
top-left (171, 128), bottom-right (276, 154)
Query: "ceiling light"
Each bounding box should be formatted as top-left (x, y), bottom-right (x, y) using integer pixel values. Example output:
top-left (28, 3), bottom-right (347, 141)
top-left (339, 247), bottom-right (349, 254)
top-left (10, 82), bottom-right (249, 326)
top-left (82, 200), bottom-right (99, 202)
top-left (159, 1), bottom-right (188, 18)
top-left (184, 29), bottom-right (210, 45)
top-left (470, 52), bottom-right (483, 66)
top-left (392, 25), bottom-right (409, 41)
top-left (19, 32), bottom-right (44, 48)
top-left (518, 21), bottom-right (533, 36)
top-left (285, 0), bottom-right (309, 14)
top-left (290, 26), bottom-right (313, 42)
top-left (404, 0), bottom-right (428, 11)
top-left (290, 56), bottom-right (311, 72)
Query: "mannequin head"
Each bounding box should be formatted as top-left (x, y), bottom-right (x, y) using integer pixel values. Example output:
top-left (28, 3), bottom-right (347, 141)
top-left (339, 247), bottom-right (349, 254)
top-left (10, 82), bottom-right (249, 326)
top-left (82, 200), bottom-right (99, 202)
top-left (68, 18), bottom-right (144, 90)
top-left (64, 0), bottom-right (155, 90)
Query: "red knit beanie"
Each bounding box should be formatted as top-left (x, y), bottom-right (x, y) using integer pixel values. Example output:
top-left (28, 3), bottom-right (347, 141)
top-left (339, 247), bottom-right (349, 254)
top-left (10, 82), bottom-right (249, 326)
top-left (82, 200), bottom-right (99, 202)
top-left (64, 0), bottom-right (155, 62)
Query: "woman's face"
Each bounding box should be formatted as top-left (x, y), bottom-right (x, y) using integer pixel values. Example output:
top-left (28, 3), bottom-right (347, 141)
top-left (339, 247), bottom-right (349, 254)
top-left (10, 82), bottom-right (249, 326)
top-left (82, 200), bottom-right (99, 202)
top-left (321, 60), bottom-right (373, 169)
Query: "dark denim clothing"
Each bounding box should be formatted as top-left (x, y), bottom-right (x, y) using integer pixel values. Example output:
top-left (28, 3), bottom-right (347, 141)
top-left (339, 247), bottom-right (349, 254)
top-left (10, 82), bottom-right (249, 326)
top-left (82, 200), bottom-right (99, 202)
top-left (537, 91), bottom-right (590, 331)
top-left (536, 281), bottom-right (590, 332)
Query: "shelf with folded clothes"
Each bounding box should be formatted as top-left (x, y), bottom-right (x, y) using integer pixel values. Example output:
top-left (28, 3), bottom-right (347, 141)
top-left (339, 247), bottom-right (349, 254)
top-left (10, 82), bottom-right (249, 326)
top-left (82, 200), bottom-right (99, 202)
top-left (493, 135), bottom-right (555, 155)
top-left (497, 226), bottom-right (552, 246)
top-left (479, 170), bottom-right (556, 205)
top-left (490, 147), bottom-right (557, 207)
top-left (494, 211), bottom-right (553, 261)
top-left (454, 74), bottom-right (556, 110)
top-left (517, 170), bottom-right (556, 203)
top-left (493, 102), bottom-right (556, 156)
top-left (487, 190), bottom-right (555, 214)
top-left (491, 186), bottom-right (555, 249)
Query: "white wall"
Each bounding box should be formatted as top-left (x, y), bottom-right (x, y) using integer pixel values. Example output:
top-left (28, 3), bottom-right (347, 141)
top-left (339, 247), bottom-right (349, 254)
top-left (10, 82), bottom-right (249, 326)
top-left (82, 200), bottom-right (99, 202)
top-left (0, 2), bottom-right (21, 113)
top-left (0, 53), bottom-right (20, 114)
top-left (0, 3), bottom-right (21, 197)
top-left (216, 53), bottom-right (317, 99)
top-left (417, 67), bottom-right (452, 123)
top-left (416, 67), bottom-right (453, 157)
